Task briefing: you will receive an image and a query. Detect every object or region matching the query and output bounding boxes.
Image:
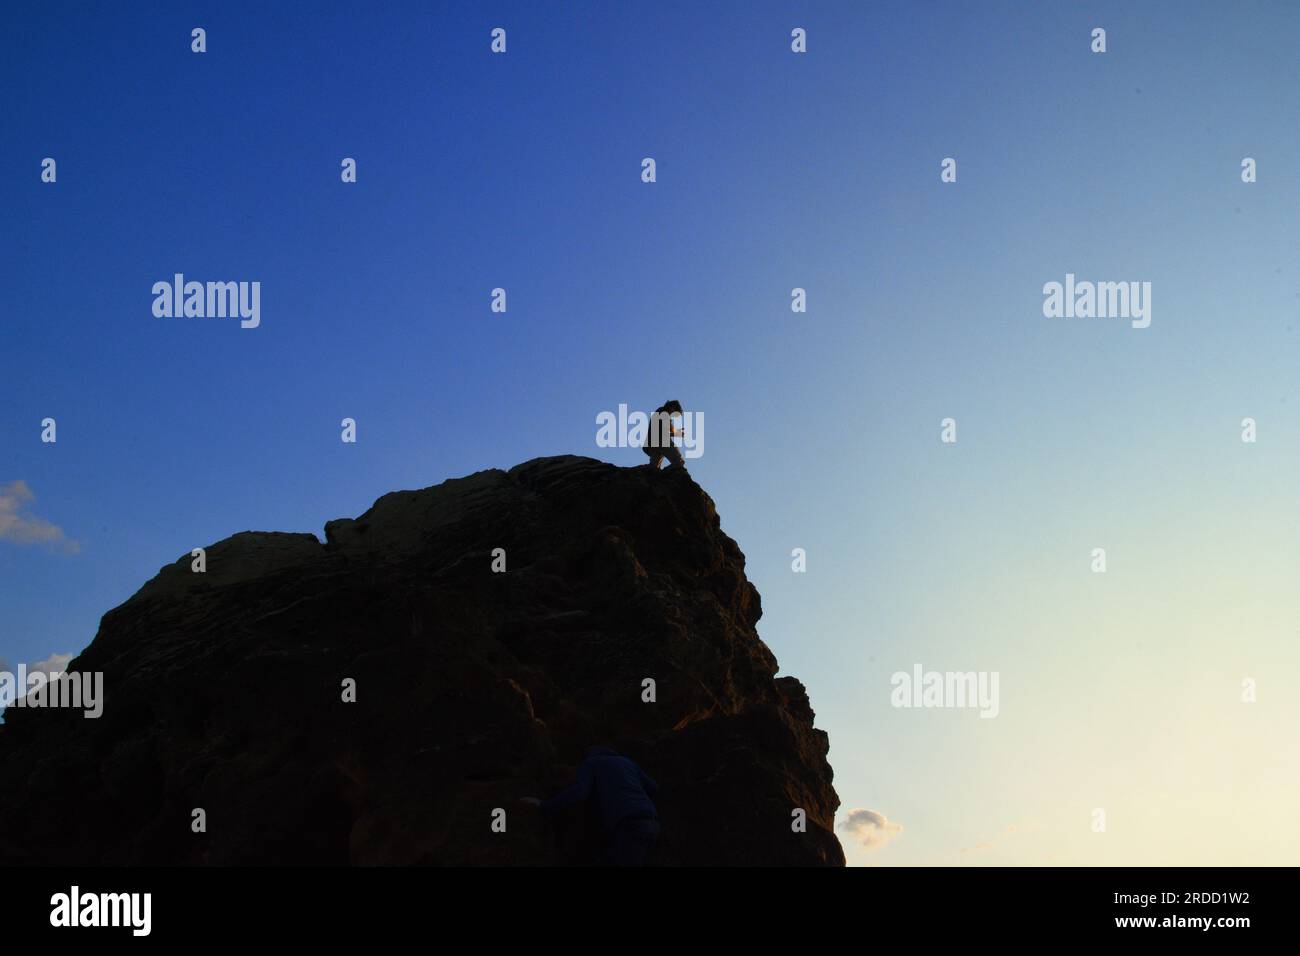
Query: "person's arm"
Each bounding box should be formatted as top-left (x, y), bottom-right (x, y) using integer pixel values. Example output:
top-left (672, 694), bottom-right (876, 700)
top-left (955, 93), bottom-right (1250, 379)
top-left (540, 762), bottom-right (594, 813)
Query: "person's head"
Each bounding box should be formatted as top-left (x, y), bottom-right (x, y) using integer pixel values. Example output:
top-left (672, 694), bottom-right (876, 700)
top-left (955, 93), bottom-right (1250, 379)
top-left (660, 399), bottom-right (683, 417)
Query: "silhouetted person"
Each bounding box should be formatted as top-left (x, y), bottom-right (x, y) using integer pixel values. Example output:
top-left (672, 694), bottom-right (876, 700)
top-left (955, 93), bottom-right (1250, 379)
top-left (644, 399), bottom-right (685, 470)
top-left (540, 746), bottom-right (660, 866)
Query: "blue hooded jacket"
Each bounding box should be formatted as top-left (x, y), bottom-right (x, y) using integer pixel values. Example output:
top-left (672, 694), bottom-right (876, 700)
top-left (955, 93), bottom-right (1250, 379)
top-left (541, 747), bottom-right (659, 831)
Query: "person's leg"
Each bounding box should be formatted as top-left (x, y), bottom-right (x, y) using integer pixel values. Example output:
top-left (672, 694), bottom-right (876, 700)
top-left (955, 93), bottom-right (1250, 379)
top-left (606, 818), bottom-right (660, 866)
top-left (635, 819), bottom-right (661, 864)
top-left (647, 453), bottom-right (664, 470)
top-left (664, 445), bottom-right (685, 469)
top-left (606, 833), bottom-right (627, 866)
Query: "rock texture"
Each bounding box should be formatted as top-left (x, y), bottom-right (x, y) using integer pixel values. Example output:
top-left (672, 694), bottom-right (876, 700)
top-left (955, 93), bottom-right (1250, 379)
top-left (0, 457), bottom-right (843, 865)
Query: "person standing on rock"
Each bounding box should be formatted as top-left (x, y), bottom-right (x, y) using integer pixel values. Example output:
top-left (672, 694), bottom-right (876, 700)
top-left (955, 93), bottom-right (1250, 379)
top-left (530, 746), bottom-right (661, 866)
top-left (644, 400), bottom-right (685, 470)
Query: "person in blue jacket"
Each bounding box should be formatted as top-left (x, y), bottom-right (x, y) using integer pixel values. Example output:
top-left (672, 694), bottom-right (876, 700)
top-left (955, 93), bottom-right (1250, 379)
top-left (537, 746), bottom-right (661, 866)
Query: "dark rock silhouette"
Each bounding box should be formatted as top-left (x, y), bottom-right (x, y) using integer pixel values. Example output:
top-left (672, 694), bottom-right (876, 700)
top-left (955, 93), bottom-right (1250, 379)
top-left (0, 456), bottom-right (843, 865)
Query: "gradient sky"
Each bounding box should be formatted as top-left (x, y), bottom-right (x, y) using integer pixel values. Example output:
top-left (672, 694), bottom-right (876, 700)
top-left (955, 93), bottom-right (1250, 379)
top-left (3, 1), bottom-right (1298, 866)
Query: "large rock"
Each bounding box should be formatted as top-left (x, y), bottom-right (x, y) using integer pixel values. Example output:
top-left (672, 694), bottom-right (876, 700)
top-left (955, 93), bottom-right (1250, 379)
top-left (0, 456), bottom-right (843, 865)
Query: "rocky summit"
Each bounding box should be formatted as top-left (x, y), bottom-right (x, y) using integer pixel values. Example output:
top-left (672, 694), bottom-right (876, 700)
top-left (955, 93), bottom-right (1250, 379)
top-left (0, 456), bottom-right (843, 866)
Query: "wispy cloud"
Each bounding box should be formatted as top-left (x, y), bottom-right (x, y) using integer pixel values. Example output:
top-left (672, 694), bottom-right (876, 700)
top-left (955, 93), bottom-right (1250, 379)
top-left (0, 481), bottom-right (79, 553)
top-left (839, 808), bottom-right (903, 851)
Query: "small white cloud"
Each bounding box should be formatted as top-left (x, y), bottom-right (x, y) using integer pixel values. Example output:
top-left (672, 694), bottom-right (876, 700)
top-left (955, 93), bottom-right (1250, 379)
top-left (28, 652), bottom-right (73, 674)
top-left (839, 807), bottom-right (903, 851)
top-left (0, 481), bottom-right (79, 553)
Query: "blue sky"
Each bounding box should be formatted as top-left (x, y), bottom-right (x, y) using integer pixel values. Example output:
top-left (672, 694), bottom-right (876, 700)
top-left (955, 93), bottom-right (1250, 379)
top-left (3, 1), bottom-right (1298, 865)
